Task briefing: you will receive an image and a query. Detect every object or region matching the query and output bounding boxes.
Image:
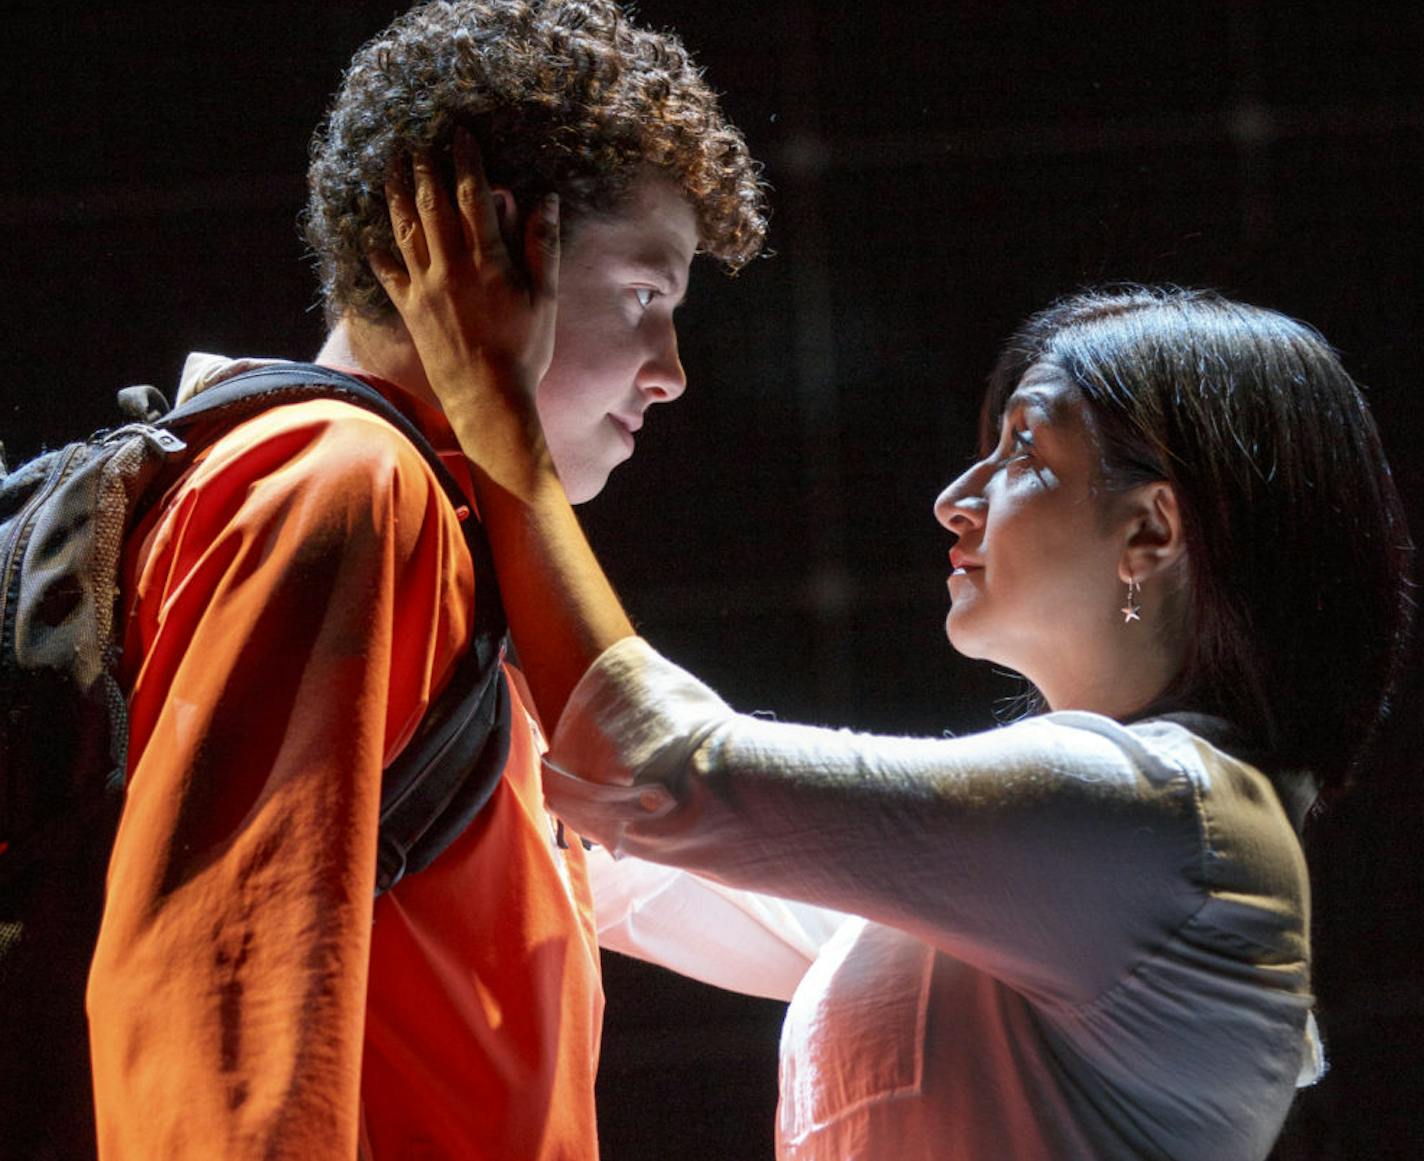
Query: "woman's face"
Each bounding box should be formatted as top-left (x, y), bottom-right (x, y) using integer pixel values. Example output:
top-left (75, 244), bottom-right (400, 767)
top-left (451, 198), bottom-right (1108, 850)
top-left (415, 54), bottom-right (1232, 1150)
top-left (934, 363), bottom-right (1139, 700)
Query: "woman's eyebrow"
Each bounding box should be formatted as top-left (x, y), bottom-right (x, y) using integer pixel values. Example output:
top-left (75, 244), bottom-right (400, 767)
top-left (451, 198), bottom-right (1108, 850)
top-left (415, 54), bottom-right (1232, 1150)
top-left (1002, 387), bottom-right (1053, 417)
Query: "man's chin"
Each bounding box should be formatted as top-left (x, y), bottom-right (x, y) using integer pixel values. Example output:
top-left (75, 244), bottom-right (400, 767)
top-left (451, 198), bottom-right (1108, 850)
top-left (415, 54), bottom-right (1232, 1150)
top-left (546, 436), bottom-right (627, 503)
top-left (560, 465), bottom-right (613, 505)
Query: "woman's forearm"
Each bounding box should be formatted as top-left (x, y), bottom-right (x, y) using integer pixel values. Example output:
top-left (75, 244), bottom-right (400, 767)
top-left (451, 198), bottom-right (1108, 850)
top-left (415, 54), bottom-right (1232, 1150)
top-left (463, 447), bottom-right (635, 731)
top-left (369, 133), bottom-right (635, 731)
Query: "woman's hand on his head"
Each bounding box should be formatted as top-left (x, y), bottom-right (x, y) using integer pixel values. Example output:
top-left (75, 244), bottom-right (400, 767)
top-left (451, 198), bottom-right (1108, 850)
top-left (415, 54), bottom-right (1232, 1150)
top-left (369, 128), bottom-right (560, 465)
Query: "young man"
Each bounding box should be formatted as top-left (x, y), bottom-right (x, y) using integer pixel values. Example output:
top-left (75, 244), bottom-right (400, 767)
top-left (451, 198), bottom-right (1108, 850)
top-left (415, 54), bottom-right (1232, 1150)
top-left (83, 3), bottom-right (766, 1158)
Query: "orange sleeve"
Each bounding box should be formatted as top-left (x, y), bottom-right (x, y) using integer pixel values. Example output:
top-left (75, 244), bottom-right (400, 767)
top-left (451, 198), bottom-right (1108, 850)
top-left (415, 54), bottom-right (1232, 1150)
top-left (87, 401), bottom-right (472, 1160)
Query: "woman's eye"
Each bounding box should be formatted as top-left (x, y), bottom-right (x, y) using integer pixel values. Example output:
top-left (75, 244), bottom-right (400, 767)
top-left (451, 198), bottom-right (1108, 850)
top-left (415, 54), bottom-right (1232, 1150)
top-left (633, 287), bottom-right (657, 309)
top-left (1009, 428), bottom-right (1034, 459)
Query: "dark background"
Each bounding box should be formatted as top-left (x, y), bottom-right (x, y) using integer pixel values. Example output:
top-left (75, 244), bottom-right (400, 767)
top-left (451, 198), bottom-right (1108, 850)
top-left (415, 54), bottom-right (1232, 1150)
top-left (5, 2), bottom-right (1421, 1157)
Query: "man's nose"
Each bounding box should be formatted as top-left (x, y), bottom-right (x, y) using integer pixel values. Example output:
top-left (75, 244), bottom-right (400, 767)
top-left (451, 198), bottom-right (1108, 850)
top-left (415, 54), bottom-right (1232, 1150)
top-left (637, 321), bottom-right (687, 403)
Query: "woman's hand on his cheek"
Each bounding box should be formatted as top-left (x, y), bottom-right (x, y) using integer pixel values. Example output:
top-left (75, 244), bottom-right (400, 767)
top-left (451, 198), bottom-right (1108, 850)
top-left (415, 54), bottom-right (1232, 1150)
top-left (368, 128), bottom-right (560, 453)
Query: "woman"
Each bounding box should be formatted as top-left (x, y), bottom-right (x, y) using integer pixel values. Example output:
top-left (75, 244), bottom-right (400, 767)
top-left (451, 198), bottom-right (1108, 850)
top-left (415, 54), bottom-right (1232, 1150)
top-left (370, 140), bottom-right (1413, 1160)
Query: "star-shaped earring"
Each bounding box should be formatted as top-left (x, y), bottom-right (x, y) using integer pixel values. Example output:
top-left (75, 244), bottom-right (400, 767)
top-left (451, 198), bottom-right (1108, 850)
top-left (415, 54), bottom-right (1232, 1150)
top-left (1121, 577), bottom-right (1142, 623)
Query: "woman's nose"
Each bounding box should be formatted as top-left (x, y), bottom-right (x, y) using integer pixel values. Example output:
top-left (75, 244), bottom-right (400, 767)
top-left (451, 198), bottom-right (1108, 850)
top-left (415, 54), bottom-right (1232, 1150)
top-left (934, 461), bottom-right (990, 533)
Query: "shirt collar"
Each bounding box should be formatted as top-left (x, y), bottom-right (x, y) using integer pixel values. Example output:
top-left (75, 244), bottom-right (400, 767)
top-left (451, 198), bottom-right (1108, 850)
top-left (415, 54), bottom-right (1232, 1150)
top-left (176, 351), bottom-right (462, 456)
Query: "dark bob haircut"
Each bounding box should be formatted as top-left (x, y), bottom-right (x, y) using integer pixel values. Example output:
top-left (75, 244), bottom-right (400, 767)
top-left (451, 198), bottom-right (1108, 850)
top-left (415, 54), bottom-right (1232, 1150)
top-left (981, 286), bottom-right (1413, 800)
top-left (305, 0), bottom-right (768, 325)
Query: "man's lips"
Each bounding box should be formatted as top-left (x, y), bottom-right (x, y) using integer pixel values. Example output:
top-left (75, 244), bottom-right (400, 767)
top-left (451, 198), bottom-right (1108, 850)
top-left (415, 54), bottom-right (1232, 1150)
top-left (609, 413), bottom-right (642, 450)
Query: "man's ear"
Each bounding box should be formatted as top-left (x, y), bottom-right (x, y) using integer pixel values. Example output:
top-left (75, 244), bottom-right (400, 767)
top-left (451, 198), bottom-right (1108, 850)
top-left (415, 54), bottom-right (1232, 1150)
top-left (491, 188), bottom-right (519, 252)
top-left (1117, 481), bottom-right (1187, 585)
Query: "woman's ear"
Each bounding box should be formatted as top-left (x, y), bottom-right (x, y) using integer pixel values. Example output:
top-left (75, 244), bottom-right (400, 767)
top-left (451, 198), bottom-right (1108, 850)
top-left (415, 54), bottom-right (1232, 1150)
top-left (1117, 481), bottom-right (1186, 585)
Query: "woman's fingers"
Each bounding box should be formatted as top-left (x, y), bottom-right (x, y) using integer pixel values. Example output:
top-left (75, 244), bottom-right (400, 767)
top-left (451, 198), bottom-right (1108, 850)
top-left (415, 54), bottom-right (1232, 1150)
top-left (385, 134), bottom-right (514, 282)
top-left (370, 133), bottom-right (556, 397)
top-left (384, 163), bottom-right (429, 271)
top-left (454, 129), bottom-right (508, 265)
top-left (410, 149), bottom-right (464, 271)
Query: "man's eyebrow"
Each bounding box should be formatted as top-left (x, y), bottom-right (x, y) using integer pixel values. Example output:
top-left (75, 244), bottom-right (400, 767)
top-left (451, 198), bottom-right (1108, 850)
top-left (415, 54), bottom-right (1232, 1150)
top-left (620, 258), bottom-right (690, 308)
top-left (624, 231), bottom-right (694, 274)
top-left (624, 252), bottom-right (685, 286)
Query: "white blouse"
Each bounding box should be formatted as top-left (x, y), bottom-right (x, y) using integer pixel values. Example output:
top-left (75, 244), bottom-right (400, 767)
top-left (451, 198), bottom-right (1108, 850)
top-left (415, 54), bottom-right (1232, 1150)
top-left (555, 638), bottom-right (1321, 1161)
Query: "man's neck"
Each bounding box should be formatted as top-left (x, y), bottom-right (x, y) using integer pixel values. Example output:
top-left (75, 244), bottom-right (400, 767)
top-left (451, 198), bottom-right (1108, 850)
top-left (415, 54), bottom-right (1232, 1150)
top-left (315, 315), bottom-right (442, 413)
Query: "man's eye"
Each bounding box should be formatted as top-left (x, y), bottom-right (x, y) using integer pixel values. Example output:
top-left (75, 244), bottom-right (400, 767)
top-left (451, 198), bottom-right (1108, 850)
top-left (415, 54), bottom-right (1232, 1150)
top-left (633, 287), bottom-right (657, 308)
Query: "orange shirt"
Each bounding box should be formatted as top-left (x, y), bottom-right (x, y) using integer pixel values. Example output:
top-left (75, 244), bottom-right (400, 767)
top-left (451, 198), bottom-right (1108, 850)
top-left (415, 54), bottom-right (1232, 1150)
top-left (88, 372), bottom-right (602, 1159)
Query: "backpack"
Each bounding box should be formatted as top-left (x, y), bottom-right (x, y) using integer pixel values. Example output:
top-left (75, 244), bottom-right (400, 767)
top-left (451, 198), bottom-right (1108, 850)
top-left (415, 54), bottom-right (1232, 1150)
top-left (0, 361), bottom-right (512, 1159)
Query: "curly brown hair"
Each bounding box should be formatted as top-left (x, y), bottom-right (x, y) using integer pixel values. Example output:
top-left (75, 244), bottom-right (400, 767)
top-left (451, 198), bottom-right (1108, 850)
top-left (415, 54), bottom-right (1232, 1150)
top-left (304, 0), bottom-right (768, 324)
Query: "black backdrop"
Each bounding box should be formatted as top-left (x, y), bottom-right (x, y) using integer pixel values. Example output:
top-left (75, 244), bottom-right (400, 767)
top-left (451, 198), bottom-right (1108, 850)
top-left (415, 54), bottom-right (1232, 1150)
top-left (5, 3), bottom-right (1421, 1157)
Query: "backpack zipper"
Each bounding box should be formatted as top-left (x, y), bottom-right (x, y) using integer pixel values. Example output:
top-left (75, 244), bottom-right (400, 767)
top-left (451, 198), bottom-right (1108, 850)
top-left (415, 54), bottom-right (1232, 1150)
top-left (0, 443), bottom-right (85, 660)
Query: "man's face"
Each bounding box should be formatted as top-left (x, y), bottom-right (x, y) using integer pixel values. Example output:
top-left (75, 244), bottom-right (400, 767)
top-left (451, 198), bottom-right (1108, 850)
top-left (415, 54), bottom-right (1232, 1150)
top-left (535, 173), bottom-right (699, 502)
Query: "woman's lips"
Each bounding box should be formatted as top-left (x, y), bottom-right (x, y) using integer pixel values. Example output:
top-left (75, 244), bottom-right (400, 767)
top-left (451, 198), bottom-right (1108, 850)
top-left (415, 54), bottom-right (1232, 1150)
top-left (948, 550), bottom-right (983, 577)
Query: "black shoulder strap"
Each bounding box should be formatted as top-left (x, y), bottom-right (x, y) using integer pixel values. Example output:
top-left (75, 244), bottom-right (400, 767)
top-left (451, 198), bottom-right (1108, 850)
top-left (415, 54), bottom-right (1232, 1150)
top-left (160, 362), bottom-right (512, 894)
